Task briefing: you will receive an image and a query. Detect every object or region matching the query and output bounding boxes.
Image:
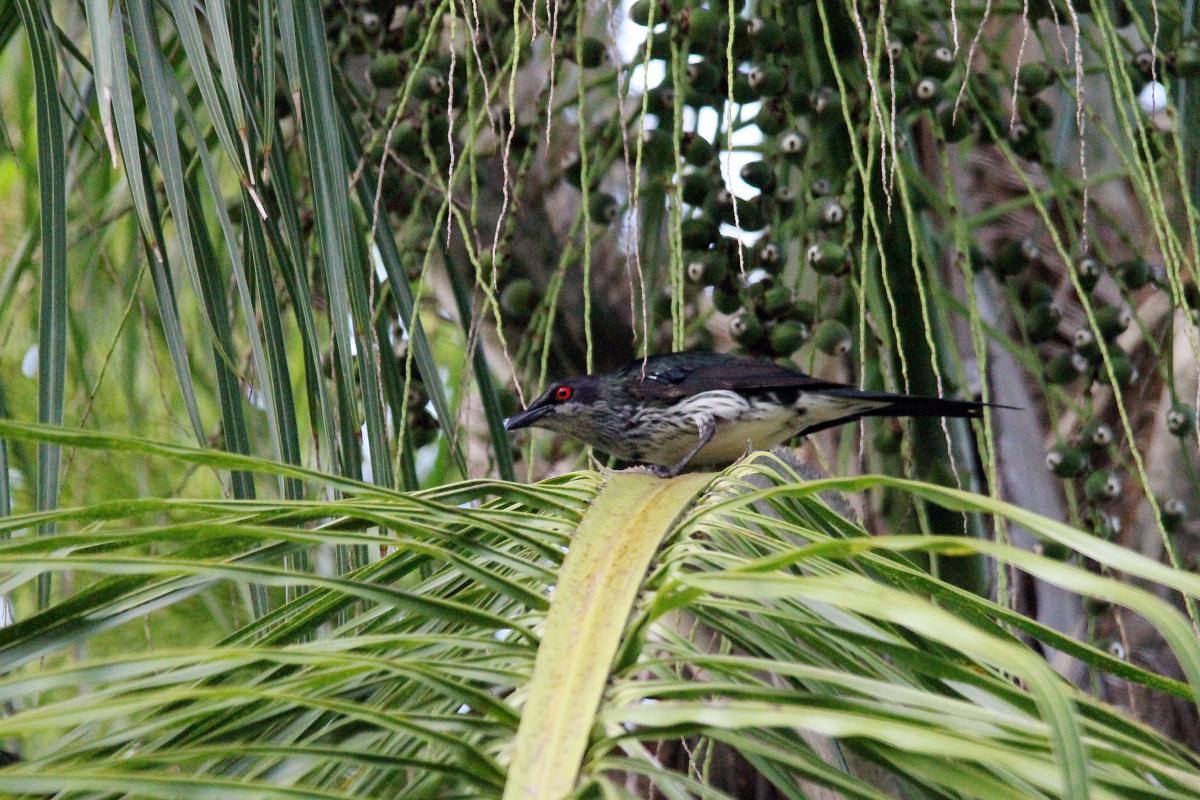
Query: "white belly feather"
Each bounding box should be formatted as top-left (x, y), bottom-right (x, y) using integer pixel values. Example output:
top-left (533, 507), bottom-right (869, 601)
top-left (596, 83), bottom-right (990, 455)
top-left (639, 389), bottom-right (889, 467)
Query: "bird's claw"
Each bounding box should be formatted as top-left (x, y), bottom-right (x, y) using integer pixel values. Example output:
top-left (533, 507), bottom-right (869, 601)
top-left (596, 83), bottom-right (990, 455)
top-left (647, 464), bottom-right (678, 479)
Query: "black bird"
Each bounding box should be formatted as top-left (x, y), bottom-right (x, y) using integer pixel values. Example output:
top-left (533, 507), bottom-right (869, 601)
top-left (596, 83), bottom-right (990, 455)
top-left (504, 351), bottom-right (998, 477)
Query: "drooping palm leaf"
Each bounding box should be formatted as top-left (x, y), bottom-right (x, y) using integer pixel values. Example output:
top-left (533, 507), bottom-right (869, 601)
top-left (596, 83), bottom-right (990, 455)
top-left (0, 428), bottom-right (1196, 798)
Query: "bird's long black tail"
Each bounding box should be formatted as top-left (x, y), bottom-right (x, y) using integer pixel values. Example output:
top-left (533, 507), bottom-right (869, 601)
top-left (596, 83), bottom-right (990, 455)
top-left (802, 388), bottom-right (1008, 436)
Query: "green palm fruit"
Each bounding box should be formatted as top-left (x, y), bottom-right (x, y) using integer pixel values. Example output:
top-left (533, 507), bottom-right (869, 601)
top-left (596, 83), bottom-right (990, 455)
top-left (1024, 302), bottom-right (1062, 343)
top-left (1076, 256), bottom-right (1104, 291)
top-left (913, 77), bottom-right (942, 107)
top-left (501, 278), bottom-right (537, 319)
top-left (682, 132), bottom-right (716, 166)
top-left (809, 198), bottom-right (846, 229)
top-left (922, 45), bottom-right (956, 79)
top-left (807, 241), bottom-right (849, 275)
top-left (1045, 444), bottom-right (1087, 477)
top-left (1167, 403), bottom-right (1196, 437)
top-left (1084, 470), bottom-right (1121, 503)
top-left (740, 160), bottom-right (777, 192)
top-left (748, 64), bottom-right (787, 96)
top-left (1044, 351), bottom-right (1084, 384)
top-left (1094, 305), bottom-right (1131, 339)
top-left (588, 192), bottom-right (620, 224)
top-left (730, 309), bottom-right (765, 346)
top-left (1017, 61), bottom-right (1054, 93)
top-left (1117, 258), bottom-right (1151, 290)
top-left (769, 320), bottom-right (808, 355)
top-left (686, 252), bottom-right (726, 285)
top-left (779, 131), bottom-right (808, 164)
top-left (1078, 419), bottom-right (1115, 450)
top-left (368, 54), bottom-right (403, 88)
top-left (813, 319), bottom-right (852, 355)
top-left (681, 216), bottom-right (718, 250)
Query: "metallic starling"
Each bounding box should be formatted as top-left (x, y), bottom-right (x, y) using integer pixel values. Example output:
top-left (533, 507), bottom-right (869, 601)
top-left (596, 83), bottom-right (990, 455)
top-left (504, 351), bottom-right (1000, 477)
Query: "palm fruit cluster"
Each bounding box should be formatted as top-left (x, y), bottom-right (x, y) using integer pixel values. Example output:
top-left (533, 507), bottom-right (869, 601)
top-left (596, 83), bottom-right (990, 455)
top-left (988, 234), bottom-right (1195, 542)
top-left (327, 0), bottom-right (1196, 553)
top-left (625, 0), bottom-right (980, 364)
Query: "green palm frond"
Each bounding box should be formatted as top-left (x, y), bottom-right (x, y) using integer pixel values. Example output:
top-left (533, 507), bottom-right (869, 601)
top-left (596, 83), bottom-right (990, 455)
top-left (0, 428), bottom-right (1196, 798)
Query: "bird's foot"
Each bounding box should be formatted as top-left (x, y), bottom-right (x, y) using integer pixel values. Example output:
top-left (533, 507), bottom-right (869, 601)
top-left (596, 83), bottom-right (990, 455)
top-left (646, 463), bottom-right (683, 479)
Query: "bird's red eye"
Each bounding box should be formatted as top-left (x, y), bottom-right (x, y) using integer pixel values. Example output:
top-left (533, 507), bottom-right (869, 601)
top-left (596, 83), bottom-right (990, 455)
top-left (554, 385), bottom-right (573, 402)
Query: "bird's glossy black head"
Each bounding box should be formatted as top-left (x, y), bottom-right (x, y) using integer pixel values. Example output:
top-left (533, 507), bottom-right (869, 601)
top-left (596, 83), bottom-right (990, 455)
top-left (503, 377), bottom-right (606, 434)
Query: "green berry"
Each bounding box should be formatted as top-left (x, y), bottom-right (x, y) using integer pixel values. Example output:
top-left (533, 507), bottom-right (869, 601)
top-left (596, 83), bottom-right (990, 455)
top-left (1133, 50), bottom-right (1157, 78)
top-left (500, 278), bottom-right (537, 319)
top-left (730, 310), bottom-right (765, 346)
top-left (1117, 259), bottom-right (1151, 290)
top-left (715, 192), bottom-right (766, 231)
top-left (1103, 348), bottom-right (1137, 388)
top-left (681, 172), bottom-right (710, 206)
top-left (813, 319), bottom-right (853, 356)
top-left (809, 198), bottom-right (847, 229)
top-left (1044, 351), bottom-right (1084, 384)
top-left (913, 77), bottom-right (942, 108)
top-left (1039, 540), bottom-right (1072, 561)
top-left (762, 286), bottom-right (793, 318)
top-left (413, 68), bottom-right (447, 100)
top-left (809, 87), bottom-right (838, 118)
top-left (779, 131), bottom-right (808, 164)
top-left (682, 132), bottom-right (716, 166)
top-left (748, 65), bottom-right (787, 97)
top-left (684, 7), bottom-right (719, 41)
top-left (588, 192), bottom-right (620, 224)
top-left (754, 101), bottom-right (788, 135)
top-left (809, 177), bottom-right (835, 197)
top-left (732, 74), bottom-right (759, 104)
top-left (1023, 280), bottom-right (1054, 304)
top-left (748, 17), bottom-right (782, 51)
top-left (681, 216), bottom-right (718, 250)
top-left (640, 128), bottom-right (674, 170)
top-left (1167, 403), bottom-right (1196, 437)
top-left (711, 283), bottom-right (742, 314)
top-left (389, 121), bottom-right (422, 157)
top-left (922, 46), bottom-right (956, 80)
top-left (579, 36), bottom-right (607, 68)
top-left (1094, 305), bottom-right (1131, 339)
top-left (936, 101), bottom-right (973, 142)
top-left (1078, 419), bottom-right (1115, 450)
top-left (1084, 470), bottom-right (1121, 503)
top-left (1076, 256), bottom-right (1104, 292)
top-left (1024, 302), bottom-right (1062, 343)
top-left (1162, 498), bottom-right (1187, 531)
top-left (629, 0), bottom-right (655, 26)
top-left (806, 240), bottom-right (849, 275)
top-left (687, 61), bottom-right (719, 93)
top-left (1017, 61), bottom-right (1054, 94)
top-left (756, 241), bottom-right (784, 273)
top-left (648, 83), bottom-right (676, 115)
top-left (368, 54), bottom-right (403, 89)
top-left (792, 299), bottom-right (817, 325)
top-left (769, 320), bottom-right (808, 355)
top-left (994, 237), bottom-right (1039, 277)
top-left (773, 186), bottom-right (797, 217)
top-left (1021, 96), bottom-right (1055, 129)
top-left (1045, 444), bottom-right (1087, 477)
top-left (686, 253), bottom-right (726, 285)
top-left (740, 160), bottom-right (777, 192)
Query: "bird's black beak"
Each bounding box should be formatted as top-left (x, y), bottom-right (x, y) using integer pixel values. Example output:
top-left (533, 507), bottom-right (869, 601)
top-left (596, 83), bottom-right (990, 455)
top-left (503, 403), bottom-right (550, 431)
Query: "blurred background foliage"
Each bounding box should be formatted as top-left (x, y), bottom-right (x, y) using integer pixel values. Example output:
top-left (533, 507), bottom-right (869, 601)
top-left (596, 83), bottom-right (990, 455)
top-left (2, 0), bottom-right (1200, 795)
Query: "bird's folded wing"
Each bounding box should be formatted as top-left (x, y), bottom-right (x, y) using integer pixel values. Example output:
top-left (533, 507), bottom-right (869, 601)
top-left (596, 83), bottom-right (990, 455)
top-left (623, 353), bottom-right (843, 400)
